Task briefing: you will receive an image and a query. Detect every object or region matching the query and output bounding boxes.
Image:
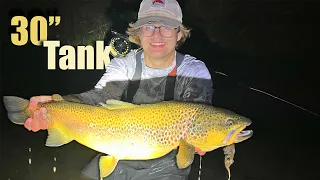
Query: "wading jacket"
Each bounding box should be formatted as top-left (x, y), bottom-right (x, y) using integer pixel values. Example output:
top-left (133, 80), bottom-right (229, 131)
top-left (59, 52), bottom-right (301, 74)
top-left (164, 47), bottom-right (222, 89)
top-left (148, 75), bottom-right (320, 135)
top-left (64, 49), bottom-right (214, 180)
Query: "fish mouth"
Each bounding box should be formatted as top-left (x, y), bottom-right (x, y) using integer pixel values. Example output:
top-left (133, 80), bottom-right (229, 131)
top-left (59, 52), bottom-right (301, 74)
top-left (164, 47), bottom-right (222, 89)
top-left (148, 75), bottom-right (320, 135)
top-left (223, 121), bottom-right (253, 144)
top-left (235, 130), bottom-right (253, 142)
top-left (235, 122), bottom-right (253, 143)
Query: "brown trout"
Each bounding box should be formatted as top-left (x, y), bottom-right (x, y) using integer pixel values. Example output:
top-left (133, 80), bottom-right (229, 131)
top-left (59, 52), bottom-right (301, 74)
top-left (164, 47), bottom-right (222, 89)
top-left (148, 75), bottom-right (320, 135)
top-left (3, 94), bottom-right (253, 179)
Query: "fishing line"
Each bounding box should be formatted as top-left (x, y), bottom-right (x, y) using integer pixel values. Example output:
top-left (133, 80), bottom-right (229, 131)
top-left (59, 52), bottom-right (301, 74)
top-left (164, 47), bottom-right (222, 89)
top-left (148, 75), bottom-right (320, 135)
top-left (53, 156), bottom-right (57, 173)
top-left (213, 71), bottom-right (319, 117)
top-left (28, 147), bottom-right (34, 180)
top-left (198, 155), bottom-right (202, 180)
top-left (109, 30), bottom-right (318, 117)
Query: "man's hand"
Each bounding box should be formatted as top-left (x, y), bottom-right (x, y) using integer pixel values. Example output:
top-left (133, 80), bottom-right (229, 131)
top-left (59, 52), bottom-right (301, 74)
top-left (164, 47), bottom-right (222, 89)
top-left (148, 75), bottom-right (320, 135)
top-left (24, 95), bottom-right (52, 132)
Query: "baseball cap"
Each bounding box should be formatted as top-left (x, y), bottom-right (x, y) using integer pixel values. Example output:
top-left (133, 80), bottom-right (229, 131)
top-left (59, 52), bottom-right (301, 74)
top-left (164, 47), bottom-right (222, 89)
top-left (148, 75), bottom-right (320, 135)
top-left (134, 0), bottom-right (183, 28)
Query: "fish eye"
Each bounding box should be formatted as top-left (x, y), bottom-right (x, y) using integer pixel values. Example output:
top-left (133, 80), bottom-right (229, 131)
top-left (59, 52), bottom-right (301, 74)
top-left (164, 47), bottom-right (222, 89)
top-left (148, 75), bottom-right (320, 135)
top-left (226, 118), bottom-right (234, 126)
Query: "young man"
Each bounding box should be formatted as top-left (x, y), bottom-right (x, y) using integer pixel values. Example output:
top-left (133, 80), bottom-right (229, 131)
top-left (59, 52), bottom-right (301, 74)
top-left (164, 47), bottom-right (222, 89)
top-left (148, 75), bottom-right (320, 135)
top-left (25, 0), bottom-right (214, 179)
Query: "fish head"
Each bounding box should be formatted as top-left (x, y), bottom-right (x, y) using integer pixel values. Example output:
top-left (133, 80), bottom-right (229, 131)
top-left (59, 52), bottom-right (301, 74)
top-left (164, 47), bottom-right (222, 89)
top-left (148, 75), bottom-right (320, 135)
top-left (187, 107), bottom-right (253, 152)
top-left (219, 112), bottom-right (253, 145)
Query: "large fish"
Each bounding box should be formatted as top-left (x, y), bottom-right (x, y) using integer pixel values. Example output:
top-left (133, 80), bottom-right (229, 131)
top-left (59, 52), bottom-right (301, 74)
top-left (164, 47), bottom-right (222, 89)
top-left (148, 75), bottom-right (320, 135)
top-left (3, 94), bottom-right (253, 180)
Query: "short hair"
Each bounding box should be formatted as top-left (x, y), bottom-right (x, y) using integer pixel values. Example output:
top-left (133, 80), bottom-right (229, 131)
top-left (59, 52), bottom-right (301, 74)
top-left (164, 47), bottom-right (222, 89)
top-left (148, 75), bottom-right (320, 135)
top-left (126, 23), bottom-right (191, 49)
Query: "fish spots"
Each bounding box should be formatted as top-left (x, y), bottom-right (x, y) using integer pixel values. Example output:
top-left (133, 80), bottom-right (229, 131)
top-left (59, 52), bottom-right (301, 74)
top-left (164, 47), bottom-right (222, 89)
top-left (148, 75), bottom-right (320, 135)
top-left (188, 123), bottom-right (208, 142)
top-left (89, 123), bottom-right (95, 128)
top-left (45, 100), bottom-right (218, 157)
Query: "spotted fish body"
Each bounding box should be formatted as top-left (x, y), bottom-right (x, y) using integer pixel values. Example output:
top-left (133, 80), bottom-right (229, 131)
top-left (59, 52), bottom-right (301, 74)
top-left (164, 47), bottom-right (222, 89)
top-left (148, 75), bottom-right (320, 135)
top-left (44, 99), bottom-right (198, 160)
top-left (3, 95), bottom-right (253, 180)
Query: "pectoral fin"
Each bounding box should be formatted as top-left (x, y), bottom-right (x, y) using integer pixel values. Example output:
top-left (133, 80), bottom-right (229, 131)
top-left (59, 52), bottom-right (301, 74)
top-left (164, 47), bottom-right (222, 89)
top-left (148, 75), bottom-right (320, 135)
top-left (99, 155), bottom-right (119, 178)
top-left (46, 127), bottom-right (73, 147)
top-left (176, 139), bottom-right (195, 169)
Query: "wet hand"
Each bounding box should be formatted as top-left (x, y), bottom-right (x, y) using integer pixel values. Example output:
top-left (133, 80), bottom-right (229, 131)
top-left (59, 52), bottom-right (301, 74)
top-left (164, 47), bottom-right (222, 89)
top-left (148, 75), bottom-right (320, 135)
top-left (24, 96), bottom-right (52, 132)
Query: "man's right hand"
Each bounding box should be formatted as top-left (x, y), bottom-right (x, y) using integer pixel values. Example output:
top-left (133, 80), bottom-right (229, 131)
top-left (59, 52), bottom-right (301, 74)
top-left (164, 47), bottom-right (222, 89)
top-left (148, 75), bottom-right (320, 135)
top-left (24, 96), bottom-right (52, 132)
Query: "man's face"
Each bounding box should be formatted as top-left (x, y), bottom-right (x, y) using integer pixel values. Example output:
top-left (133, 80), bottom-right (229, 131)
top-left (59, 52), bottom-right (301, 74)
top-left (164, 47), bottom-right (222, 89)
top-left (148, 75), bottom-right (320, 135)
top-left (138, 23), bottom-right (182, 60)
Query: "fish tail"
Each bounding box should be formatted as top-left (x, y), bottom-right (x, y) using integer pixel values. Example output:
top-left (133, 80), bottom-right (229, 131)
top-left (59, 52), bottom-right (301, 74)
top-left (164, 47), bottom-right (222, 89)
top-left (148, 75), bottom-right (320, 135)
top-left (3, 96), bottom-right (30, 125)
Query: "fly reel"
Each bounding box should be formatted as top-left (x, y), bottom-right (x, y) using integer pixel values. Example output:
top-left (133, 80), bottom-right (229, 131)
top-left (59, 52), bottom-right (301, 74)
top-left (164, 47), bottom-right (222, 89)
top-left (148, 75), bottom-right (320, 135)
top-left (109, 30), bottom-right (131, 58)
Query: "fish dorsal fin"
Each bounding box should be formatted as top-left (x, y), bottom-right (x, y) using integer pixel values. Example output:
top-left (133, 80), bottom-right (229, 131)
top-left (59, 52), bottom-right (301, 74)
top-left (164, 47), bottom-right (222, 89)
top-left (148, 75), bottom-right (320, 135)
top-left (99, 155), bottom-right (119, 178)
top-left (176, 139), bottom-right (195, 169)
top-left (51, 94), bottom-right (65, 101)
top-left (99, 99), bottom-right (138, 110)
top-left (45, 127), bottom-right (73, 147)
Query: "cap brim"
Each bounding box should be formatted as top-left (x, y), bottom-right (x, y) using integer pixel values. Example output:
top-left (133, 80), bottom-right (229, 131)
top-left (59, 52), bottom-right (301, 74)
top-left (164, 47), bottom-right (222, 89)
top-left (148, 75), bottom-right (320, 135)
top-left (134, 16), bottom-right (181, 28)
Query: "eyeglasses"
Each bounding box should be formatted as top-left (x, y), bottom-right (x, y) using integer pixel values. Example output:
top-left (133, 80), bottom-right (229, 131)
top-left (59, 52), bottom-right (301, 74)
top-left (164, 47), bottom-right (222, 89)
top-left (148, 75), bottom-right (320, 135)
top-left (140, 25), bottom-right (179, 38)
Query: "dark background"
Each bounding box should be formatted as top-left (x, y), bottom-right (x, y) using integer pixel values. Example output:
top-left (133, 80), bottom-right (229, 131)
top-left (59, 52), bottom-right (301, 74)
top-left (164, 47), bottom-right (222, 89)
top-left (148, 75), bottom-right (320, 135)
top-left (1, 0), bottom-right (319, 180)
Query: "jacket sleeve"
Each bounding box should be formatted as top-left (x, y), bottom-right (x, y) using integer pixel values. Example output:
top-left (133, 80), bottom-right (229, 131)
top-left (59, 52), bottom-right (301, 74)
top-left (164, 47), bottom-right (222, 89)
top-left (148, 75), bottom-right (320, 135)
top-left (62, 58), bottom-right (130, 106)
